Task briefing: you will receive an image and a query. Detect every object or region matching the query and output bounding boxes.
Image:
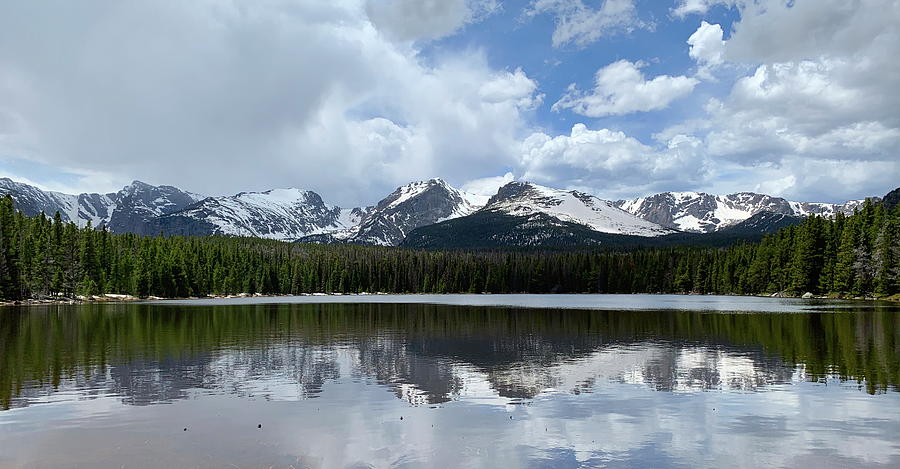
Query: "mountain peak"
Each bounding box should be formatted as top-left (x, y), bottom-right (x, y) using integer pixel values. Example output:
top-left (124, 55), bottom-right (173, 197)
top-left (382, 178), bottom-right (458, 210)
top-left (487, 180), bottom-right (540, 204)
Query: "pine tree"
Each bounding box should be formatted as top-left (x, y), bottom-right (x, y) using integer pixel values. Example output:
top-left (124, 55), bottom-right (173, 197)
top-left (874, 217), bottom-right (898, 296)
top-left (0, 196), bottom-right (21, 300)
top-left (833, 220), bottom-right (857, 295)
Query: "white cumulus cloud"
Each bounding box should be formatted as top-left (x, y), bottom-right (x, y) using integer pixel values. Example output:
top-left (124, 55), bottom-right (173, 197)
top-left (687, 21), bottom-right (725, 79)
top-left (553, 60), bottom-right (699, 117)
top-left (658, 0), bottom-right (900, 201)
top-left (479, 68), bottom-right (544, 109)
top-left (518, 123), bottom-right (708, 199)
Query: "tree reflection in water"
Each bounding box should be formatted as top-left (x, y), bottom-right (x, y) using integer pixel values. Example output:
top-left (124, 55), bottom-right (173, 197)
top-left (2, 302), bottom-right (897, 410)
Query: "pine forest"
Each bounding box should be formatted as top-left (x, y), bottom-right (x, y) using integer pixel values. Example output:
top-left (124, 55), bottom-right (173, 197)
top-left (0, 195), bottom-right (897, 301)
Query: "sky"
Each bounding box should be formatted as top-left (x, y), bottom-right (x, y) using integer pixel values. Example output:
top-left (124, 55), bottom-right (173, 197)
top-left (0, 0), bottom-right (898, 206)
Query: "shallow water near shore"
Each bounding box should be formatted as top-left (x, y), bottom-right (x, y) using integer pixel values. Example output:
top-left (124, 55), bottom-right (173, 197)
top-left (1, 295), bottom-right (899, 468)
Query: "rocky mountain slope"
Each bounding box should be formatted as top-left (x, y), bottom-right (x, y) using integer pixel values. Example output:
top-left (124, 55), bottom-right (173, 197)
top-left (614, 191), bottom-right (867, 233)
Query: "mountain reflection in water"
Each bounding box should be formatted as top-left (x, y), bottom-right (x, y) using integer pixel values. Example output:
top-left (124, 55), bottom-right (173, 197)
top-left (2, 302), bottom-right (897, 410)
top-left (2, 301), bottom-right (899, 469)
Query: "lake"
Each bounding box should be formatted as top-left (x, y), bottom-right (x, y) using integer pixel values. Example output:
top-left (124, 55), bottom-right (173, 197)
top-left (1, 295), bottom-right (898, 468)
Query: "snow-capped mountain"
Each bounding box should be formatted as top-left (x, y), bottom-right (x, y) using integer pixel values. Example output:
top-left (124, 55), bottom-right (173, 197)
top-left (3, 175), bottom-right (888, 248)
top-left (483, 182), bottom-right (673, 237)
top-left (157, 188), bottom-right (354, 240)
top-left (614, 191), bottom-right (867, 233)
top-left (0, 176), bottom-right (487, 244)
top-left (0, 178), bottom-right (203, 233)
top-left (302, 178), bottom-right (488, 246)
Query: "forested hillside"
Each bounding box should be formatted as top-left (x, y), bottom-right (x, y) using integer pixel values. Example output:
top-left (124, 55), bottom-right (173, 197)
top-left (0, 195), bottom-right (897, 300)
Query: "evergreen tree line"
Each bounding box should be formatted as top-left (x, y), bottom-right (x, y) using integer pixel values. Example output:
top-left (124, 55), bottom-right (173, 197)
top-left (0, 195), bottom-right (897, 300)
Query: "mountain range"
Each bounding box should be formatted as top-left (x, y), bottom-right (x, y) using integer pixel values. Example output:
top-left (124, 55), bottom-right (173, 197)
top-left (0, 178), bottom-right (205, 235)
top-left (613, 191), bottom-right (864, 233)
top-left (0, 176), bottom-right (882, 248)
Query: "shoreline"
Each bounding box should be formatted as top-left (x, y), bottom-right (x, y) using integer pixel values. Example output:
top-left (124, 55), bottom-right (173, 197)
top-left (2, 291), bottom-right (898, 308)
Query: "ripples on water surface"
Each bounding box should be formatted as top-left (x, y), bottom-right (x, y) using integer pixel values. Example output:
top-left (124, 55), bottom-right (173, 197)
top-left (0, 295), bottom-right (898, 468)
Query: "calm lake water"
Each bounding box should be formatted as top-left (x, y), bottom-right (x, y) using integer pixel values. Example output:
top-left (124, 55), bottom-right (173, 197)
top-left (1, 295), bottom-right (898, 468)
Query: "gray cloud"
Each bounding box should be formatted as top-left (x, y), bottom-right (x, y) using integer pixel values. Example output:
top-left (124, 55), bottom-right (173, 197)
top-left (1, 0), bottom-right (896, 206)
top-left (526, 0), bottom-right (642, 48)
top-left (518, 124), bottom-right (708, 200)
top-left (366, 0), bottom-right (499, 42)
top-left (0, 0), bottom-right (535, 206)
